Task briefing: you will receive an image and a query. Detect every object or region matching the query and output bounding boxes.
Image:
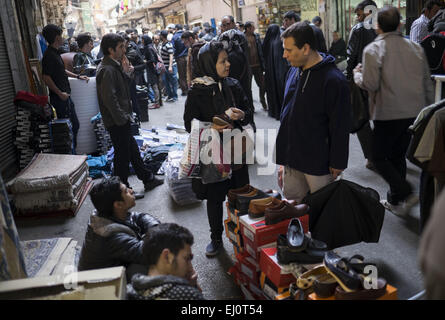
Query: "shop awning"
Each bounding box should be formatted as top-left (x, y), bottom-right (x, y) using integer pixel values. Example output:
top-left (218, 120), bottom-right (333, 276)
top-left (145, 0), bottom-right (179, 10)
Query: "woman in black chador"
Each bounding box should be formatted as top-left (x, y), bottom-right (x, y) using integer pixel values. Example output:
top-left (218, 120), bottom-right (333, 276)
top-left (262, 24), bottom-right (290, 120)
top-left (183, 41), bottom-right (252, 257)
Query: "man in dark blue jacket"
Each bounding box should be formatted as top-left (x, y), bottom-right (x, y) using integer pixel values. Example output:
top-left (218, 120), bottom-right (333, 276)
top-left (276, 22), bottom-right (351, 203)
top-left (172, 24), bottom-right (189, 96)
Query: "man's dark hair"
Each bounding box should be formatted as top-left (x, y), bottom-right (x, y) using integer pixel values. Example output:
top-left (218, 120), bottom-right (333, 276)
top-left (284, 10), bottom-right (301, 22)
top-left (244, 21), bottom-right (254, 29)
top-left (223, 15), bottom-right (235, 23)
top-left (281, 21), bottom-right (316, 49)
top-left (312, 16), bottom-right (322, 24)
top-left (175, 24), bottom-right (183, 30)
top-left (125, 29), bottom-right (133, 35)
top-left (142, 223), bottom-right (194, 266)
top-left (42, 24), bottom-right (63, 45)
top-left (89, 176), bottom-right (123, 217)
top-left (101, 33), bottom-right (125, 56)
top-left (70, 41), bottom-right (79, 52)
top-left (181, 31), bottom-right (195, 39)
top-left (425, 0), bottom-right (442, 11)
top-left (355, 0), bottom-right (377, 12)
top-left (184, 24), bottom-right (190, 31)
top-left (76, 33), bottom-right (93, 50)
top-left (160, 30), bottom-right (169, 40)
top-left (377, 6), bottom-right (401, 33)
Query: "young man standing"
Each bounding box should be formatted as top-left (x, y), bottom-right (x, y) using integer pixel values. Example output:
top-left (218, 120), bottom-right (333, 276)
top-left (276, 22), bottom-right (351, 203)
top-left (126, 223), bottom-right (204, 300)
top-left (181, 31), bottom-right (206, 88)
top-left (160, 30), bottom-right (178, 102)
top-left (96, 33), bottom-right (163, 194)
top-left (41, 24), bottom-right (89, 153)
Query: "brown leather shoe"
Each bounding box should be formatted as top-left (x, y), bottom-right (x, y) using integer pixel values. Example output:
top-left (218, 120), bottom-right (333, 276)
top-left (248, 197), bottom-right (282, 219)
top-left (265, 202), bottom-right (309, 225)
top-left (227, 184), bottom-right (254, 208)
top-left (213, 114), bottom-right (234, 128)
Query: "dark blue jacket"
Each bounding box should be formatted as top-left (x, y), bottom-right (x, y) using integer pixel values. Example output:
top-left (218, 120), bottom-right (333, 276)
top-left (172, 30), bottom-right (188, 59)
top-left (275, 53), bottom-right (351, 175)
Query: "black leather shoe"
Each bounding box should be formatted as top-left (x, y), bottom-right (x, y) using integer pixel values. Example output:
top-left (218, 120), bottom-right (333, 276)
top-left (205, 240), bottom-right (223, 257)
top-left (235, 189), bottom-right (269, 214)
top-left (276, 234), bottom-right (327, 265)
top-left (144, 177), bottom-right (164, 191)
top-left (323, 251), bottom-right (363, 292)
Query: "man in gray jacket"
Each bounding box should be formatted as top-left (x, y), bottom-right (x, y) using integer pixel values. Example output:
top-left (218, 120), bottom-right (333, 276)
top-left (96, 33), bottom-right (163, 194)
top-left (354, 6), bottom-right (434, 216)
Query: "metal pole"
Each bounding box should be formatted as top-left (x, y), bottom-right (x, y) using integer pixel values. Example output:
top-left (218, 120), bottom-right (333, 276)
top-left (432, 75), bottom-right (445, 102)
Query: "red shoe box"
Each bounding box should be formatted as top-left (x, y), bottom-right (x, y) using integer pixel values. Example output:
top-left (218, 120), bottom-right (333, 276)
top-left (229, 263), bottom-right (265, 300)
top-left (236, 252), bottom-right (261, 286)
top-left (244, 240), bottom-right (276, 262)
top-left (259, 247), bottom-right (297, 288)
top-left (224, 218), bottom-right (243, 248)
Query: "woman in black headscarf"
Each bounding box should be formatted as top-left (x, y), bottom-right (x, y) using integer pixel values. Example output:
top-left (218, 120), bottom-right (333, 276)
top-left (262, 24), bottom-right (290, 120)
top-left (142, 35), bottom-right (161, 109)
top-left (184, 41), bottom-right (252, 257)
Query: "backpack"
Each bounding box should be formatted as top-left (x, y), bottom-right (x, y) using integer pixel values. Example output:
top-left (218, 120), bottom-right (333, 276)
top-left (421, 32), bottom-right (445, 74)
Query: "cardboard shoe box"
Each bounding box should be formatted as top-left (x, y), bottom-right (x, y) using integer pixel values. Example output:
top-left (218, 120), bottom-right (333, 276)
top-left (308, 284), bottom-right (398, 300)
top-left (226, 202), bottom-right (247, 227)
top-left (260, 272), bottom-right (292, 300)
top-left (0, 267), bottom-right (126, 300)
top-left (224, 218), bottom-right (244, 248)
top-left (236, 252), bottom-right (261, 286)
top-left (259, 247), bottom-right (297, 288)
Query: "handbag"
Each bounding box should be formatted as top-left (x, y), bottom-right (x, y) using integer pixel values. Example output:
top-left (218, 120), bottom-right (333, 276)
top-left (154, 49), bottom-right (166, 75)
top-left (349, 80), bottom-right (370, 133)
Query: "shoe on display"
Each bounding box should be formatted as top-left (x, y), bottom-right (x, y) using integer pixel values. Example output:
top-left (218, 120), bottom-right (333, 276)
top-left (323, 251), bottom-right (363, 292)
top-left (248, 197), bottom-right (281, 219)
top-left (144, 177), bottom-right (164, 191)
top-left (265, 202), bottom-right (309, 225)
top-left (205, 240), bottom-right (223, 257)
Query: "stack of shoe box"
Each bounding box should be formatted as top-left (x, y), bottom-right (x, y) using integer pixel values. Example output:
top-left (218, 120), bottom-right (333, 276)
top-left (91, 113), bottom-right (113, 155)
top-left (15, 108), bottom-right (52, 169)
top-left (50, 119), bottom-right (74, 154)
top-left (224, 186), bottom-right (310, 300)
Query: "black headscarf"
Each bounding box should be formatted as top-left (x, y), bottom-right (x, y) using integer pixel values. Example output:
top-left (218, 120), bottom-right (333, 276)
top-left (262, 24), bottom-right (290, 120)
top-left (197, 41), bottom-right (225, 81)
top-left (142, 35), bottom-right (152, 46)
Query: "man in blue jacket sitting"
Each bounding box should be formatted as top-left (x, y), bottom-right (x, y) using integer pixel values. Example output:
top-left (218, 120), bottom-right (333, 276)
top-left (276, 22), bottom-right (351, 203)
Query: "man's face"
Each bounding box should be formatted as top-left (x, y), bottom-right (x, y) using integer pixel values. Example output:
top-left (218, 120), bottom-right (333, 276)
top-left (283, 37), bottom-right (309, 68)
top-left (426, 4), bottom-right (441, 19)
top-left (182, 36), bottom-right (194, 48)
top-left (169, 244), bottom-right (194, 279)
top-left (245, 25), bottom-right (255, 35)
top-left (54, 34), bottom-right (64, 48)
top-left (130, 32), bottom-right (138, 42)
top-left (221, 18), bottom-right (235, 32)
top-left (115, 183), bottom-right (136, 212)
top-left (333, 32), bottom-right (339, 42)
top-left (85, 40), bottom-right (94, 53)
top-left (283, 17), bottom-right (296, 30)
top-left (356, 9), bottom-right (366, 23)
top-left (153, 35), bottom-right (160, 45)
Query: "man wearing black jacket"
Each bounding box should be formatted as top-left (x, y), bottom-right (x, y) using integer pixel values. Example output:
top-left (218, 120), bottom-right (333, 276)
top-left (346, 0), bottom-right (378, 171)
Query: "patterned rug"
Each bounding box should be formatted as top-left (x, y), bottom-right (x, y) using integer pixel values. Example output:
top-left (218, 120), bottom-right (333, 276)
top-left (20, 237), bottom-right (79, 278)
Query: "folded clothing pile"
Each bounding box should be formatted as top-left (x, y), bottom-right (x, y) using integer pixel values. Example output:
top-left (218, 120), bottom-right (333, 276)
top-left (50, 119), bottom-right (73, 154)
top-left (91, 113), bottom-right (112, 155)
top-left (86, 154), bottom-right (112, 179)
top-left (142, 145), bottom-right (170, 175)
top-left (165, 150), bottom-right (200, 206)
top-left (14, 100), bottom-right (53, 169)
top-left (7, 153), bottom-right (91, 217)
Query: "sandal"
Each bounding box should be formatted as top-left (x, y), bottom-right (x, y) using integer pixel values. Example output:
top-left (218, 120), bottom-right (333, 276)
top-left (323, 251), bottom-right (363, 292)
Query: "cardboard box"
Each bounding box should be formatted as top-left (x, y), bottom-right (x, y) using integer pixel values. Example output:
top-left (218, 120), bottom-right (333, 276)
top-left (244, 239), bottom-right (276, 261)
top-left (260, 272), bottom-right (291, 300)
top-left (259, 247), bottom-right (297, 288)
top-left (226, 202), bottom-right (247, 227)
top-left (0, 267), bottom-right (126, 300)
top-left (237, 252), bottom-right (261, 286)
top-left (224, 218), bottom-right (244, 248)
top-left (308, 284), bottom-right (398, 300)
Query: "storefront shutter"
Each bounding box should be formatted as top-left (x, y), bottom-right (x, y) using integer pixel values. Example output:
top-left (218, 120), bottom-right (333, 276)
top-left (0, 21), bottom-right (18, 176)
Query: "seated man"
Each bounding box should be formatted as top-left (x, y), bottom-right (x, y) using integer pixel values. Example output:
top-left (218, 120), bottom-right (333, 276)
top-left (78, 176), bottom-right (160, 280)
top-left (126, 223), bottom-right (204, 300)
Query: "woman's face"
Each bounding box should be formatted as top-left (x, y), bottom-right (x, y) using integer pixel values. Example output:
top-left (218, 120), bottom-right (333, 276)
top-left (216, 50), bottom-right (230, 78)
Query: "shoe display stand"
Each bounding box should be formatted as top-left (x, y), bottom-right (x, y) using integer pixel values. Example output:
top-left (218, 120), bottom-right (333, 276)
top-left (225, 203), bottom-right (310, 300)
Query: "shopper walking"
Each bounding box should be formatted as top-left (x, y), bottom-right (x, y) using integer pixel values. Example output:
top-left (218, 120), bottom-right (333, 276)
top-left (96, 33), bottom-right (164, 195)
top-left (41, 24), bottom-right (89, 153)
top-left (353, 6), bottom-right (434, 216)
top-left (172, 24), bottom-right (189, 96)
top-left (244, 21), bottom-right (268, 111)
top-left (142, 35), bottom-right (161, 109)
top-left (183, 41), bottom-right (252, 257)
top-left (276, 22), bottom-right (351, 203)
top-left (262, 24), bottom-right (289, 120)
top-left (160, 30), bottom-right (178, 102)
top-left (347, 0), bottom-right (378, 171)
top-left (410, 0), bottom-right (441, 43)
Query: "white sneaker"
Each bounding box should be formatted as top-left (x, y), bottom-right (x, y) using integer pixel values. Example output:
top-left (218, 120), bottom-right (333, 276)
top-left (380, 194), bottom-right (419, 218)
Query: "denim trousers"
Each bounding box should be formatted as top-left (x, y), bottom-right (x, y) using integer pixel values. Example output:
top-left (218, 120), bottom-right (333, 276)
top-left (162, 64), bottom-right (178, 100)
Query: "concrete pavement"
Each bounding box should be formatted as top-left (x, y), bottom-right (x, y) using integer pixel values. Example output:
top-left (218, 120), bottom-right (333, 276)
top-left (15, 82), bottom-right (425, 300)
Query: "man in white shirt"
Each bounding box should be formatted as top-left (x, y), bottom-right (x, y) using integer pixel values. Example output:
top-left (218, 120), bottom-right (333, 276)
top-left (410, 0), bottom-right (441, 43)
